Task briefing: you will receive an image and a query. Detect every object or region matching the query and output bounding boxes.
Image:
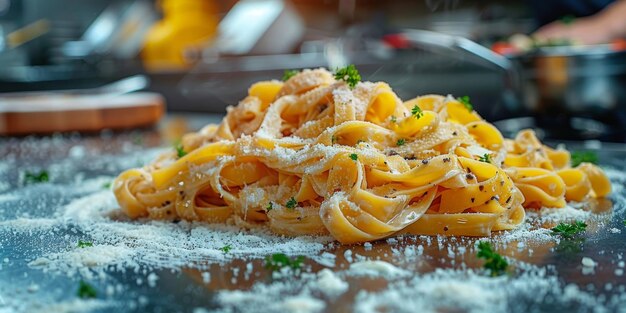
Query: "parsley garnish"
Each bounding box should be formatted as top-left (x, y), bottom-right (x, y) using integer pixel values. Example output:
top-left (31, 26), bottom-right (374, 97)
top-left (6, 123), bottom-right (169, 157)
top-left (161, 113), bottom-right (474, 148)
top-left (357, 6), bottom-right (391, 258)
top-left (477, 241), bottom-right (508, 276)
top-left (390, 116), bottom-right (397, 123)
top-left (551, 221), bottom-right (587, 238)
top-left (349, 153), bottom-right (358, 161)
top-left (411, 105), bottom-right (424, 119)
top-left (77, 240), bottom-right (93, 248)
top-left (334, 65), bottom-right (361, 88)
top-left (570, 151), bottom-right (598, 167)
top-left (221, 245), bottom-right (232, 253)
top-left (396, 138), bottom-right (406, 147)
top-left (266, 202), bottom-right (273, 212)
top-left (77, 280), bottom-right (97, 299)
top-left (282, 69), bottom-right (299, 81)
top-left (175, 143), bottom-right (187, 158)
top-left (102, 181), bottom-right (111, 189)
top-left (265, 253), bottom-right (305, 272)
top-left (458, 96), bottom-right (473, 112)
top-left (285, 197), bottom-right (297, 209)
top-left (331, 135), bottom-right (338, 144)
top-left (132, 135), bottom-right (143, 146)
top-left (478, 153), bottom-right (492, 163)
top-left (24, 170), bottom-right (49, 184)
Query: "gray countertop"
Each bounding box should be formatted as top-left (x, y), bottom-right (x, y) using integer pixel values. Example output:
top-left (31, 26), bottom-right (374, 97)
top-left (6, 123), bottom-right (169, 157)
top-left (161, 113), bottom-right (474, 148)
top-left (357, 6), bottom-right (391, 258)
top-left (1, 114), bottom-right (626, 313)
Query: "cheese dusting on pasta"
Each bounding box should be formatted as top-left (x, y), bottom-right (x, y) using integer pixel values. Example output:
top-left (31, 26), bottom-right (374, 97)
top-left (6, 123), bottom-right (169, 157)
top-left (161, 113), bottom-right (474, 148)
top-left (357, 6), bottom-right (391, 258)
top-left (113, 68), bottom-right (611, 244)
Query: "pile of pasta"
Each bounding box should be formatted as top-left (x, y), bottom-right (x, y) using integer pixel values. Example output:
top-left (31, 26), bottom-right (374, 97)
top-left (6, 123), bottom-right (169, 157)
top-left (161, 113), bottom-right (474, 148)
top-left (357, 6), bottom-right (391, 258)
top-left (113, 68), bottom-right (611, 244)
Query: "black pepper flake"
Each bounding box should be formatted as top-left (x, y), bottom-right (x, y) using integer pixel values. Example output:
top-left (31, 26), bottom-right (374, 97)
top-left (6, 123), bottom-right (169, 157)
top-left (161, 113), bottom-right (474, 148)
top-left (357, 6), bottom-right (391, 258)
top-left (388, 150), bottom-right (399, 156)
top-left (422, 191), bottom-right (428, 197)
top-left (443, 226), bottom-right (449, 231)
top-left (452, 131), bottom-right (458, 136)
top-left (472, 125), bottom-right (477, 128)
top-left (466, 173), bottom-right (474, 180)
top-left (479, 185), bottom-right (484, 191)
top-left (404, 155), bottom-right (417, 160)
top-left (500, 180), bottom-right (504, 186)
top-left (471, 198), bottom-right (475, 203)
top-left (443, 157), bottom-right (451, 163)
top-left (178, 191), bottom-right (184, 196)
top-left (172, 219), bottom-right (181, 224)
top-left (485, 200), bottom-right (490, 204)
top-left (422, 159), bottom-right (429, 165)
top-left (467, 167), bottom-right (472, 173)
top-left (491, 195), bottom-right (500, 201)
top-left (505, 196), bottom-right (511, 203)
top-left (166, 210), bottom-right (172, 215)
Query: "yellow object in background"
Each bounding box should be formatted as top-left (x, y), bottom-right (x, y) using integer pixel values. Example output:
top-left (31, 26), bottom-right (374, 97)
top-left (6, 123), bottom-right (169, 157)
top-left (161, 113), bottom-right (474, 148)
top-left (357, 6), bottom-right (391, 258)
top-left (141, 0), bottom-right (218, 71)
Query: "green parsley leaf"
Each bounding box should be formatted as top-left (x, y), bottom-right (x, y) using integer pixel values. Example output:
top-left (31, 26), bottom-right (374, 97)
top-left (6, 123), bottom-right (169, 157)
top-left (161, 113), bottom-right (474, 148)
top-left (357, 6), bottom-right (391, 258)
top-left (396, 138), bottom-right (406, 147)
top-left (551, 221), bottom-right (587, 238)
top-left (623, 220), bottom-right (626, 226)
top-left (77, 280), bottom-right (97, 299)
top-left (478, 153), bottom-right (492, 163)
top-left (349, 153), bottom-right (358, 161)
top-left (266, 202), bottom-right (273, 212)
top-left (175, 143), bottom-right (187, 158)
top-left (77, 240), bottom-right (93, 248)
top-left (560, 15), bottom-right (576, 25)
top-left (570, 151), bottom-right (598, 167)
top-left (390, 116), bottom-right (397, 123)
top-left (264, 253), bottom-right (305, 272)
top-left (282, 69), bottom-right (299, 81)
top-left (132, 134), bottom-right (143, 146)
top-left (24, 170), bottom-right (49, 184)
top-left (457, 96), bottom-right (473, 112)
top-left (221, 245), bottom-right (232, 253)
top-left (102, 181), bottom-right (111, 189)
top-left (334, 65), bottom-right (361, 88)
top-left (331, 135), bottom-right (338, 144)
top-left (411, 105), bottom-right (424, 119)
top-left (285, 197), bottom-right (297, 209)
top-left (477, 241), bottom-right (508, 276)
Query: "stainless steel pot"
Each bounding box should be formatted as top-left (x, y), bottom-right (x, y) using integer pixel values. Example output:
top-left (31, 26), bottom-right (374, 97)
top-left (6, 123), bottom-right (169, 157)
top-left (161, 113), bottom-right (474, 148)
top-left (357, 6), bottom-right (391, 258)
top-left (400, 30), bottom-right (626, 128)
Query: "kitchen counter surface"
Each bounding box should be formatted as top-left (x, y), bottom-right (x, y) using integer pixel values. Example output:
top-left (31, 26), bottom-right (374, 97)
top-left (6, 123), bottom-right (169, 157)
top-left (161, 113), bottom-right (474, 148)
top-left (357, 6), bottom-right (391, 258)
top-left (1, 114), bottom-right (626, 313)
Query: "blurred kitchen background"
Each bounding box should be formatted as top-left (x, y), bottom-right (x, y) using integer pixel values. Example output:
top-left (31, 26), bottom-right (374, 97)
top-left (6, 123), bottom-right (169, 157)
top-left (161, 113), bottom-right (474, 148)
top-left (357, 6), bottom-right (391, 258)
top-left (1, 0), bottom-right (625, 141)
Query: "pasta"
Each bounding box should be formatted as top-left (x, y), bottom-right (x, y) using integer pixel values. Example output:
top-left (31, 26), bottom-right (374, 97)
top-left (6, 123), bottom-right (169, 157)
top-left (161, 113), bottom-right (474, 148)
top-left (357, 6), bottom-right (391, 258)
top-left (113, 68), bottom-right (611, 244)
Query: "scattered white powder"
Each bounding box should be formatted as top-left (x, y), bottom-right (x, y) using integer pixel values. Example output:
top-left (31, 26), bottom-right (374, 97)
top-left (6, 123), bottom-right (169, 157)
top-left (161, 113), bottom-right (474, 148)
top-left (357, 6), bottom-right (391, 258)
top-left (0, 190), bottom-right (331, 279)
top-left (352, 266), bottom-right (624, 313)
top-left (533, 205), bottom-right (592, 224)
top-left (28, 299), bottom-right (116, 313)
top-left (314, 269), bottom-right (349, 298)
top-left (2, 141), bottom-right (626, 313)
top-left (348, 261), bottom-right (410, 278)
top-left (495, 222), bottom-right (557, 244)
top-left (582, 257), bottom-right (597, 267)
top-left (280, 296), bottom-right (325, 313)
top-left (363, 242), bottom-right (373, 251)
top-left (213, 269), bottom-right (346, 313)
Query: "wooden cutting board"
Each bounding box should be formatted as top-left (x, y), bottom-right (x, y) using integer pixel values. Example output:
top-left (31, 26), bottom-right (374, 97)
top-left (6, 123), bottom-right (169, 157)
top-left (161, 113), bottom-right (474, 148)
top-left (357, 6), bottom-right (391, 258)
top-left (0, 92), bottom-right (165, 135)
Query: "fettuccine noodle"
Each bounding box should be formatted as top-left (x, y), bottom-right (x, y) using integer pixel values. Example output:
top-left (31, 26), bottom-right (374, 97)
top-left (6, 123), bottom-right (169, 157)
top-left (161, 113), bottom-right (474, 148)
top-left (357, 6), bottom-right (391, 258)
top-left (113, 68), bottom-right (611, 244)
